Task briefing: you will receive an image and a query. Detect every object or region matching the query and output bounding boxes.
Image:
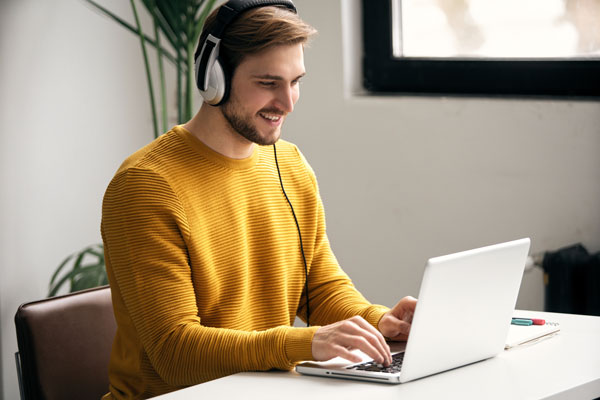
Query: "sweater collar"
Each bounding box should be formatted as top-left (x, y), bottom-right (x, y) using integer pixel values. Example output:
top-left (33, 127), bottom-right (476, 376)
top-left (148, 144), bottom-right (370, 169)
top-left (174, 125), bottom-right (259, 170)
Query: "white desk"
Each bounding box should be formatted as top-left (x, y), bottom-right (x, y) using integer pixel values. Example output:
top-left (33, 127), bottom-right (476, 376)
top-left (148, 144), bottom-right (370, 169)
top-left (153, 311), bottom-right (600, 400)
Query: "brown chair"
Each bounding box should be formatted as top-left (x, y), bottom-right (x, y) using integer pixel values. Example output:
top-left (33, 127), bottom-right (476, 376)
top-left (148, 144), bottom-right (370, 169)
top-left (14, 285), bottom-right (116, 400)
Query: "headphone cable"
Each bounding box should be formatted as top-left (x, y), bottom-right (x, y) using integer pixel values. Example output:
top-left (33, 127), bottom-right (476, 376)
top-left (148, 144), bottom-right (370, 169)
top-left (273, 144), bottom-right (310, 327)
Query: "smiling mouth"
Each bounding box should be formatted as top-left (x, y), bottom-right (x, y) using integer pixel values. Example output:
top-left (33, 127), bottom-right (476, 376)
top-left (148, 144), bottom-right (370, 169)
top-left (259, 112), bottom-right (283, 122)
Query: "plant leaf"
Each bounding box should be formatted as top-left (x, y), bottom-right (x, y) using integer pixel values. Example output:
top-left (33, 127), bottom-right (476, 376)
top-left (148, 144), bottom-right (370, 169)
top-left (48, 245), bottom-right (106, 297)
top-left (148, 0), bottom-right (187, 55)
top-left (49, 253), bottom-right (74, 287)
top-left (130, 0), bottom-right (160, 139)
top-left (82, 0), bottom-right (179, 65)
top-left (72, 265), bottom-right (105, 292)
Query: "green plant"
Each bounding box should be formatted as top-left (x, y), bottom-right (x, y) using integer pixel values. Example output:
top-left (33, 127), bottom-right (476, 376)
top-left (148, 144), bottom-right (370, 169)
top-left (49, 244), bottom-right (107, 297)
top-left (49, 0), bottom-right (217, 296)
top-left (85, 0), bottom-right (218, 138)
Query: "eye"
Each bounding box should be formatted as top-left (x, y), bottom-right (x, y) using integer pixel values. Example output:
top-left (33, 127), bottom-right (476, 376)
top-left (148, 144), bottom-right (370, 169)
top-left (258, 81), bottom-right (276, 87)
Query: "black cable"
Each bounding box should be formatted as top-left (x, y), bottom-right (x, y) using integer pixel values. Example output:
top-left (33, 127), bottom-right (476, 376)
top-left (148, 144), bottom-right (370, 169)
top-left (273, 144), bottom-right (310, 327)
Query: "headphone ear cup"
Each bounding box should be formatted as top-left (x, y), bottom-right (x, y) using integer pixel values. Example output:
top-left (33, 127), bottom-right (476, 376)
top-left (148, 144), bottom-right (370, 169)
top-left (199, 58), bottom-right (226, 106)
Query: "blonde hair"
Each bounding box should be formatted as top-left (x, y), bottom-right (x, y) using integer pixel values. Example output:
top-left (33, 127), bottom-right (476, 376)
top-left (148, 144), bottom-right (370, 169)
top-left (197, 5), bottom-right (317, 73)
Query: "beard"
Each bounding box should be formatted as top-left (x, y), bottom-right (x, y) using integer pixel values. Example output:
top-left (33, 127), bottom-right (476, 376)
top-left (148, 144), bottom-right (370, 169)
top-left (221, 99), bottom-right (282, 146)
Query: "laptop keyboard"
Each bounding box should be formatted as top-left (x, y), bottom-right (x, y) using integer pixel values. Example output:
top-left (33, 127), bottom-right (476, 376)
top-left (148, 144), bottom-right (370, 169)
top-left (345, 352), bottom-right (405, 374)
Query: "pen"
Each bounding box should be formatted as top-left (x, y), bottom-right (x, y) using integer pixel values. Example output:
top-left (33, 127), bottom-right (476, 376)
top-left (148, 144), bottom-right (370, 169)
top-left (513, 318), bottom-right (545, 325)
top-left (511, 318), bottom-right (533, 326)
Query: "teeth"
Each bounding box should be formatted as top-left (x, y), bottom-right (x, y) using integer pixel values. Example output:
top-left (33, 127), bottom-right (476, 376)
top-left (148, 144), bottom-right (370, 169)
top-left (260, 113), bottom-right (281, 121)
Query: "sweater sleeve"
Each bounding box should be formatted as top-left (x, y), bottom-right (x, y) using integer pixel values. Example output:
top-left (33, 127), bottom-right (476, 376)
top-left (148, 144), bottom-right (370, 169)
top-left (293, 151), bottom-right (390, 329)
top-left (102, 167), bottom-right (318, 386)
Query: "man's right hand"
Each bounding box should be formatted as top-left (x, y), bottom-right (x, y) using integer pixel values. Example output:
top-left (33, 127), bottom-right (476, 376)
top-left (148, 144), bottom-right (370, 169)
top-left (311, 316), bottom-right (392, 366)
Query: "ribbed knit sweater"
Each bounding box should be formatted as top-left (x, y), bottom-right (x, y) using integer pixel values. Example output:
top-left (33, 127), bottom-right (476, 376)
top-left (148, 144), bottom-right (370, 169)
top-left (101, 125), bottom-right (389, 399)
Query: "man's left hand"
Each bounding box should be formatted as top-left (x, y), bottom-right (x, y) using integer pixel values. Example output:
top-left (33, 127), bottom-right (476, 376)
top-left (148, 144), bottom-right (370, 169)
top-left (378, 296), bottom-right (417, 341)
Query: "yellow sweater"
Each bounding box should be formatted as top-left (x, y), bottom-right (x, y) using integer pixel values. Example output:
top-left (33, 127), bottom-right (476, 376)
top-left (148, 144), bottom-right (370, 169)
top-left (101, 125), bottom-right (389, 399)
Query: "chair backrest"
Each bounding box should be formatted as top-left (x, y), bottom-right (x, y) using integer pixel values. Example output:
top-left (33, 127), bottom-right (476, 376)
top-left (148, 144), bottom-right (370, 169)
top-left (14, 285), bottom-right (116, 400)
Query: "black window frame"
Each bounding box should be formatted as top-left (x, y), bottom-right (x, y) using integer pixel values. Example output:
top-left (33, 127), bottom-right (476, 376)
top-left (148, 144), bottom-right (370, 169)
top-left (362, 0), bottom-right (600, 99)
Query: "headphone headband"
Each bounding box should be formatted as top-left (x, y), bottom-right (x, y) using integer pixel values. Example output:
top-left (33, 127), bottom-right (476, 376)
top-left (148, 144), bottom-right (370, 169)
top-left (213, 0), bottom-right (297, 37)
top-left (195, 0), bottom-right (297, 105)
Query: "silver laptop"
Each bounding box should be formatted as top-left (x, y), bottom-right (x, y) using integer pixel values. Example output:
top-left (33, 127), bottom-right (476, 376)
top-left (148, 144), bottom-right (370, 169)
top-left (296, 238), bottom-right (531, 384)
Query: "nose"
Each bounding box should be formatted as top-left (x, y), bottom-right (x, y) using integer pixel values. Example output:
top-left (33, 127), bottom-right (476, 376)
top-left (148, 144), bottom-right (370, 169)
top-left (275, 84), bottom-right (297, 114)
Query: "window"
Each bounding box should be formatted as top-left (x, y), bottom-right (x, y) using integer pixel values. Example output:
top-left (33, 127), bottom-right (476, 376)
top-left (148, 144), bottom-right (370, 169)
top-left (362, 0), bottom-right (600, 97)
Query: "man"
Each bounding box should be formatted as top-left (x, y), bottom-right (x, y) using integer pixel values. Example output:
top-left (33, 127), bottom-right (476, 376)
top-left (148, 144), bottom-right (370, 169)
top-left (101, 2), bottom-right (416, 399)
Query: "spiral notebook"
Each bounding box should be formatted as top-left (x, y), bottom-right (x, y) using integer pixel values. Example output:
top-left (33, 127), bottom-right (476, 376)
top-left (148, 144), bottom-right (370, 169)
top-left (505, 321), bottom-right (560, 349)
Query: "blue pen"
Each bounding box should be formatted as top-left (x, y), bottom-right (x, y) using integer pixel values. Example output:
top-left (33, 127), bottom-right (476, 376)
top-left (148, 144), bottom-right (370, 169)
top-left (511, 318), bottom-right (533, 326)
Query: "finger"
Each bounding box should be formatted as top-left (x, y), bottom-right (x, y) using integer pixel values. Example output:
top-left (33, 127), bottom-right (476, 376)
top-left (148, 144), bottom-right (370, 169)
top-left (386, 322), bottom-right (412, 342)
top-left (341, 334), bottom-right (389, 365)
top-left (345, 318), bottom-right (391, 365)
top-left (357, 321), bottom-right (392, 365)
top-left (346, 318), bottom-right (390, 362)
top-left (402, 310), bottom-right (414, 324)
top-left (391, 296), bottom-right (417, 318)
top-left (351, 316), bottom-right (390, 346)
top-left (383, 318), bottom-right (412, 339)
top-left (402, 296), bottom-right (417, 314)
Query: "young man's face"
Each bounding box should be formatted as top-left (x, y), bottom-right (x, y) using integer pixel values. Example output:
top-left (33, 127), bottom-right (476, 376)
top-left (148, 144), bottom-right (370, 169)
top-left (220, 43), bottom-right (306, 146)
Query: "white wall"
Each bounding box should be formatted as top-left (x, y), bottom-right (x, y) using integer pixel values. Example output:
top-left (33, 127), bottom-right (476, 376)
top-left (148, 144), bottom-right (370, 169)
top-left (291, 1), bottom-right (600, 313)
top-left (1, 1), bottom-right (599, 399)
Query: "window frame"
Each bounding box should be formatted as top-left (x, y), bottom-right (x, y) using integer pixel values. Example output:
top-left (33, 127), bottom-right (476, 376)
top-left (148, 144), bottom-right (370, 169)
top-left (361, 0), bottom-right (600, 98)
